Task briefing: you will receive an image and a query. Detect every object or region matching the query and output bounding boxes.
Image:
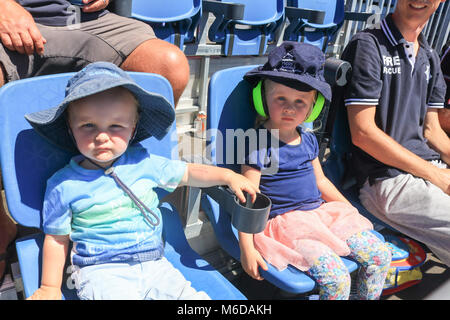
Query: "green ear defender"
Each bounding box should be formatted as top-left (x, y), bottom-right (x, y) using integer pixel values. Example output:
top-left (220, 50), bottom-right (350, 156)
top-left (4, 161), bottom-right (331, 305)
top-left (252, 80), bottom-right (269, 118)
top-left (252, 80), bottom-right (325, 123)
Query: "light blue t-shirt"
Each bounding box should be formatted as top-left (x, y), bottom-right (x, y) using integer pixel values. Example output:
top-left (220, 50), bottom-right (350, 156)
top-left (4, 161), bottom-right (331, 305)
top-left (42, 145), bottom-right (187, 266)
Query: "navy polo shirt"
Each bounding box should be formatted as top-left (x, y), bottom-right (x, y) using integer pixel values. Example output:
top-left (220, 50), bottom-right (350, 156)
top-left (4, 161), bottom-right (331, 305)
top-left (17, 0), bottom-right (106, 26)
top-left (340, 14), bottom-right (447, 187)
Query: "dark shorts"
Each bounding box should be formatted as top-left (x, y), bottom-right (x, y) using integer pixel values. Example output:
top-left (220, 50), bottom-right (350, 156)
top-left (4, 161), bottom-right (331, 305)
top-left (0, 13), bottom-right (156, 82)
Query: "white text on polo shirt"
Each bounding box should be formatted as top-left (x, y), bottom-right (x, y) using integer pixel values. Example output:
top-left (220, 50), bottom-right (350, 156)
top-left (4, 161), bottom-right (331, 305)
top-left (382, 55), bottom-right (401, 74)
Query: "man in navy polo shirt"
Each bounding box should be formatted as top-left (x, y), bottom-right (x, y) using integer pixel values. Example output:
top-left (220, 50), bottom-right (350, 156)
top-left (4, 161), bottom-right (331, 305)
top-left (340, 0), bottom-right (450, 266)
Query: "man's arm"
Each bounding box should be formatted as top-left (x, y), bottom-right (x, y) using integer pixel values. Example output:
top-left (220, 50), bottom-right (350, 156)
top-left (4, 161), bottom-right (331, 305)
top-left (424, 108), bottom-right (450, 164)
top-left (0, 0), bottom-right (46, 55)
top-left (347, 104), bottom-right (450, 195)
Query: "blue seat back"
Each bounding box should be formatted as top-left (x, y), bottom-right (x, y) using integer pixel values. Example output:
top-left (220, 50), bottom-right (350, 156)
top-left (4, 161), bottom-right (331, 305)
top-left (207, 65), bottom-right (257, 172)
top-left (0, 73), bottom-right (177, 229)
top-left (208, 0), bottom-right (284, 55)
top-left (284, 0), bottom-right (345, 52)
top-left (131, 0), bottom-right (201, 48)
top-left (322, 86), bottom-right (394, 230)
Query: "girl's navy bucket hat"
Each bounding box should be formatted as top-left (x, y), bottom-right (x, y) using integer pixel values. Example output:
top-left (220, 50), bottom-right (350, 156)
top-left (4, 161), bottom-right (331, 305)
top-left (244, 41), bottom-right (332, 102)
top-left (25, 62), bottom-right (175, 153)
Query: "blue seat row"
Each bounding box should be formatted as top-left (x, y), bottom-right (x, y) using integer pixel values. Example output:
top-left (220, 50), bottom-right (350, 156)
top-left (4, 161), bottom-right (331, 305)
top-left (130, 0), bottom-right (346, 55)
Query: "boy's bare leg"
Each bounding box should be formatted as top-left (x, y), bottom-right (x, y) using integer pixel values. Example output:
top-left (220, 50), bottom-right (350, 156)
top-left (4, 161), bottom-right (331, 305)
top-left (120, 38), bottom-right (190, 107)
top-left (0, 63), bottom-right (17, 280)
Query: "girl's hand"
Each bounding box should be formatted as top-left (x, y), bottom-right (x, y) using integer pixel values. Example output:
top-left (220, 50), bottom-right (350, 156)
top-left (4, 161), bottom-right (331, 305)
top-left (240, 246), bottom-right (268, 281)
top-left (226, 172), bottom-right (260, 204)
top-left (27, 285), bottom-right (62, 300)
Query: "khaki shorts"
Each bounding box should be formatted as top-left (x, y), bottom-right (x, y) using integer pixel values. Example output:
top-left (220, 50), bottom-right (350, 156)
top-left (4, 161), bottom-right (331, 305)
top-left (0, 12), bottom-right (156, 82)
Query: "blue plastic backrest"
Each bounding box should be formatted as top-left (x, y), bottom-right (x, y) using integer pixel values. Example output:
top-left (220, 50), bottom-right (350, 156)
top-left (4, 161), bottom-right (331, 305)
top-left (131, 0), bottom-right (201, 23)
top-left (207, 65), bottom-right (257, 173)
top-left (288, 0), bottom-right (345, 27)
top-left (220, 0), bottom-right (284, 24)
top-left (0, 72), bottom-right (176, 229)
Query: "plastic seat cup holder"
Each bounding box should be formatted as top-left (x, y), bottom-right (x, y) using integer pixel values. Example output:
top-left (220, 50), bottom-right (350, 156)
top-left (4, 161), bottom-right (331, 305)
top-left (203, 186), bottom-right (271, 234)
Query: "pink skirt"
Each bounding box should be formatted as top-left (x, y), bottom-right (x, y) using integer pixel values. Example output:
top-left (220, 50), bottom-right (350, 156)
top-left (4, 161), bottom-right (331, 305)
top-left (253, 201), bottom-right (373, 272)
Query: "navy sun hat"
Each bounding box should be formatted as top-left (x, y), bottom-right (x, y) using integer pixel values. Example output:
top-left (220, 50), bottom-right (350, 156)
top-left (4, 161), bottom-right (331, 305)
top-left (25, 62), bottom-right (175, 153)
top-left (244, 41), bottom-right (331, 102)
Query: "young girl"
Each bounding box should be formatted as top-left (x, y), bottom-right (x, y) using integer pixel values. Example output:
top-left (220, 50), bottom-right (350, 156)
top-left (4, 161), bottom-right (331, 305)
top-left (25, 62), bottom-right (259, 300)
top-left (240, 42), bottom-right (392, 300)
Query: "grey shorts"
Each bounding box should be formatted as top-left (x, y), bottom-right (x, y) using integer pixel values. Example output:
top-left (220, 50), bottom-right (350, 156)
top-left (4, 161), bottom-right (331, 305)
top-left (0, 12), bottom-right (156, 82)
top-left (359, 160), bottom-right (450, 266)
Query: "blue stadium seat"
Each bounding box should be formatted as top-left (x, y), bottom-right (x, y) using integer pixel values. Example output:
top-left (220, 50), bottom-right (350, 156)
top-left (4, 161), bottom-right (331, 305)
top-left (284, 0), bottom-right (345, 52)
top-left (131, 0), bottom-right (202, 48)
top-left (207, 0), bottom-right (284, 56)
top-left (203, 65), bottom-right (360, 295)
top-left (321, 79), bottom-right (394, 231)
top-left (0, 72), bottom-right (246, 300)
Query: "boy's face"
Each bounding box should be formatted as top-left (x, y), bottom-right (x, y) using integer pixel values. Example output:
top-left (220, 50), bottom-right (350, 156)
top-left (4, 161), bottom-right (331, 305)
top-left (67, 87), bottom-right (138, 169)
top-left (394, 0), bottom-right (445, 25)
top-left (264, 80), bottom-right (316, 131)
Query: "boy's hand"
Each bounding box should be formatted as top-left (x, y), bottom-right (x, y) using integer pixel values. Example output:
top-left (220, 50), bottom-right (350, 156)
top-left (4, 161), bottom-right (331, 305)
top-left (240, 246), bottom-right (268, 281)
top-left (226, 172), bottom-right (260, 204)
top-left (27, 285), bottom-right (62, 300)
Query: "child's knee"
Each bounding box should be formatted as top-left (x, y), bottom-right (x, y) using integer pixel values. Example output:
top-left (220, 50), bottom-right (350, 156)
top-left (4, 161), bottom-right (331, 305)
top-left (307, 253), bottom-right (351, 299)
top-left (347, 230), bottom-right (392, 269)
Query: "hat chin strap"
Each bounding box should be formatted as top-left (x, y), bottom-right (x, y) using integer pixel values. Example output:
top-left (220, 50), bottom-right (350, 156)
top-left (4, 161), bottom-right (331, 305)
top-left (84, 156), bottom-right (161, 227)
top-left (67, 121), bottom-right (159, 226)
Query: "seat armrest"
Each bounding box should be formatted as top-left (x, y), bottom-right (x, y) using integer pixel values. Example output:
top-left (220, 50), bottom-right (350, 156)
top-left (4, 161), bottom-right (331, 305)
top-left (344, 11), bottom-right (377, 22)
top-left (285, 6), bottom-right (325, 24)
top-left (202, 0), bottom-right (245, 20)
top-left (324, 58), bottom-right (352, 87)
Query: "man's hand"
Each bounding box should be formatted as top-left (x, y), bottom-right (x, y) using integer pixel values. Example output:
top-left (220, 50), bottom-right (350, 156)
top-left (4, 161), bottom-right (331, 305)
top-left (0, 0), bottom-right (46, 55)
top-left (81, 0), bottom-right (110, 13)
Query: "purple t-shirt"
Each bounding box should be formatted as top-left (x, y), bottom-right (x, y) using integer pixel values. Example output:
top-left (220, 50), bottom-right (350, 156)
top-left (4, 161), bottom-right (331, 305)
top-left (244, 126), bottom-right (323, 218)
top-left (17, 0), bottom-right (106, 26)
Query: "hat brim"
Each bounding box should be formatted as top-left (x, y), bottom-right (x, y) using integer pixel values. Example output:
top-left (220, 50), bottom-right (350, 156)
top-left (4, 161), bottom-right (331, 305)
top-left (244, 67), bottom-right (332, 103)
top-left (25, 79), bottom-right (174, 153)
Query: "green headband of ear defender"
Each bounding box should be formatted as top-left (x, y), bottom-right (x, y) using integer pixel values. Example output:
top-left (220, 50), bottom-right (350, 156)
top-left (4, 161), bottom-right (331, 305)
top-left (252, 80), bottom-right (325, 123)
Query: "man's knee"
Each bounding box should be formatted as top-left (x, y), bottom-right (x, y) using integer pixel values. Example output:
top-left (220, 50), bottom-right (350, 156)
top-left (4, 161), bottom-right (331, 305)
top-left (121, 39), bottom-right (189, 103)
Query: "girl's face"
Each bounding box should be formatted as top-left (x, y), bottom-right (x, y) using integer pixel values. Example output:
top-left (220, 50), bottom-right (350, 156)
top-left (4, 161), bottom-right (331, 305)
top-left (68, 87), bottom-right (138, 169)
top-left (264, 80), bottom-right (316, 131)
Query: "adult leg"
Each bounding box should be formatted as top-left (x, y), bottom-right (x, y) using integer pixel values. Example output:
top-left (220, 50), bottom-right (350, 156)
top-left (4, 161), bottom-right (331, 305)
top-left (359, 170), bottom-right (450, 266)
top-left (438, 108), bottom-right (450, 136)
top-left (346, 230), bottom-right (391, 300)
top-left (0, 62), bottom-right (4, 86)
top-left (120, 38), bottom-right (189, 107)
